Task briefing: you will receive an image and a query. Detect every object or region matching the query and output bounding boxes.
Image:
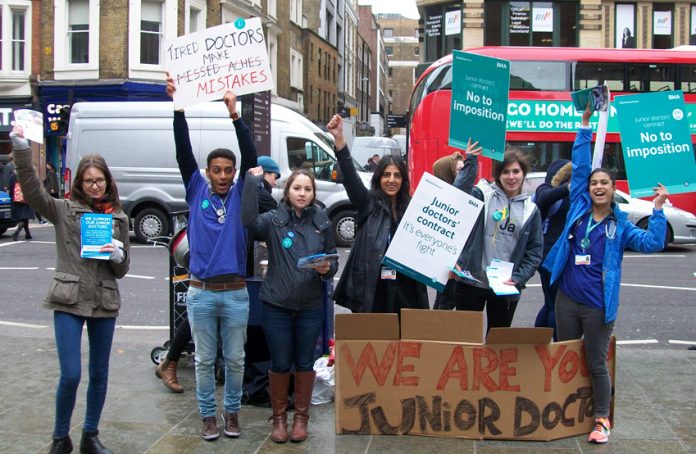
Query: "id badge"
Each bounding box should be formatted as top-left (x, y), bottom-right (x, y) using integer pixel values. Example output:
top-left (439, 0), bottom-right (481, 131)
top-left (380, 267), bottom-right (397, 280)
top-left (575, 254), bottom-right (591, 266)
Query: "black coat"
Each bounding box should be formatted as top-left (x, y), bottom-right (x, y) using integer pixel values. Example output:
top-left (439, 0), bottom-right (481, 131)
top-left (8, 173), bottom-right (34, 221)
top-left (332, 145), bottom-right (429, 313)
top-left (242, 174), bottom-right (337, 310)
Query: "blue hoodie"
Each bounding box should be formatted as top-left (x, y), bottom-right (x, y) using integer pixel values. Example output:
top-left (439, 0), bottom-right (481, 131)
top-left (542, 127), bottom-right (666, 324)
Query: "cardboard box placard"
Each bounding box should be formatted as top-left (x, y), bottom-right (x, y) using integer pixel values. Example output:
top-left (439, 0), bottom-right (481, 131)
top-left (335, 311), bottom-right (616, 441)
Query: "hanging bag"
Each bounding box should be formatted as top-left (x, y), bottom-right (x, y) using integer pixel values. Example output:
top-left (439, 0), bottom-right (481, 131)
top-left (13, 182), bottom-right (25, 203)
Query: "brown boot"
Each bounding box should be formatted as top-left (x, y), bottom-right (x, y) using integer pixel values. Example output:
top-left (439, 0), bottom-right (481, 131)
top-left (268, 371), bottom-right (291, 443)
top-left (289, 370), bottom-right (315, 442)
top-left (156, 358), bottom-right (184, 393)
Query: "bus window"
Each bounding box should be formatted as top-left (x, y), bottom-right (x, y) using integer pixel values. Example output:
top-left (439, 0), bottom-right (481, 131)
top-left (628, 64), bottom-right (675, 92)
top-left (601, 143), bottom-right (626, 180)
top-left (574, 62), bottom-right (625, 92)
top-left (679, 65), bottom-right (696, 93)
top-left (510, 61), bottom-right (568, 90)
top-left (508, 141), bottom-right (573, 172)
top-left (409, 63), bottom-right (451, 116)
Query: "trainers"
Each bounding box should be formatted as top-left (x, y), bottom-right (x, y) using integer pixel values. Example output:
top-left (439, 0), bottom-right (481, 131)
top-left (588, 417), bottom-right (611, 443)
top-left (223, 412), bottom-right (241, 437)
top-left (200, 416), bottom-right (219, 441)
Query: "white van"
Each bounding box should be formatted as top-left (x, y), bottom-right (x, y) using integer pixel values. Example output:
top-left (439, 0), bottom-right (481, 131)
top-left (350, 136), bottom-right (402, 171)
top-left (65, 101), bottom-right (370, 246)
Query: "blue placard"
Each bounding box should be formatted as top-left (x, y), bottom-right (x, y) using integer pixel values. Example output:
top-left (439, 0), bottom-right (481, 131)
top-left (80, 213), bottom-right (113, 260)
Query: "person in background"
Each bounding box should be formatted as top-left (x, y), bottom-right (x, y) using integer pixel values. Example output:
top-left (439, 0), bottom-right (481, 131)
top-left (543, 106), bottom-right (667, 444)
top-left (8, 166), bottom-right (35, 240)
top-left (45, 161), bottom-right (60, 198)
top-left (328, 114), bottom-right (429, 314)
top-left (364, 156), bottom-right (375, 172)
top-left (2, 154), bottom-right (14, 191)
top-left (533, 158), bottom-right (572, 339)
top-left (10, 125), bottom-right (130, 454)
top-left (167, 74), bottom-right (256, 441)
top-left (242, 167), bottom-right (337, 443)
top-left (452, 145), bottom-right (543, 331)
top-left (256, 156), bottom-right (281, 212)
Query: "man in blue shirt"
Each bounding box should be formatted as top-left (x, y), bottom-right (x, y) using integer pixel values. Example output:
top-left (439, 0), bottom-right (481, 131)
top-left (167, 75), bottom-right (257, 441)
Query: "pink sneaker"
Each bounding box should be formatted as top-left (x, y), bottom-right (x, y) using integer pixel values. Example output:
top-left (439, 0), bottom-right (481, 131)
top-left (588, 417), bottom-right (611, 443)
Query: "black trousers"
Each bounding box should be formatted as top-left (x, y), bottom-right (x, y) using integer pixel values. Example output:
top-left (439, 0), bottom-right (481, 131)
top-left (453, 283), bottom-right (519, 332)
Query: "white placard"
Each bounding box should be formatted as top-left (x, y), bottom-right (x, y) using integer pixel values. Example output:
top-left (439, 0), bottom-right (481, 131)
top-left (445, 10), bottom-right (461, 36)
top-left (532, 7), bottom-right (553, 32)
top-left (486, 259), bottom-right (520, 296)
top-left (653, 11), bottom-right (672, 36)
top-left (383, 172), bottom-right (483, 291)
top-left (165, 18), bottom-right (274, 110)
top-left (12, 109), bottom-right (44, 144)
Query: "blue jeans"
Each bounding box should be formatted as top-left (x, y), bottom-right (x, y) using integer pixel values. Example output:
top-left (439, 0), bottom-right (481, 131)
top-left (53, 311), bottom-right (116, 438)
top-left (186, 286), bottom-right (249, 417)
top-left (262, 302), bottom-right (324, 373)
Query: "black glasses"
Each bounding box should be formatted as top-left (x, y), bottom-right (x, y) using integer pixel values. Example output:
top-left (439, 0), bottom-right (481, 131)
top-left (83, 178), bottom-right (107, 188)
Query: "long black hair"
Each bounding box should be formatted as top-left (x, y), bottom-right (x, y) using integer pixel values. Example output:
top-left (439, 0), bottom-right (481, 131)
top-left (369, 154), bottom-right (411, 221)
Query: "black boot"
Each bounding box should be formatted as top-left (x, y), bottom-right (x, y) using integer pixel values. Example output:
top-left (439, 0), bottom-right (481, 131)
top-left (49, 436), bottom-right (73, 454)
top-left (80, 431), bottom-right (112, 454)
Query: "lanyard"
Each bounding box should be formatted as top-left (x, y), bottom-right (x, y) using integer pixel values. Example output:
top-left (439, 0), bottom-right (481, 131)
top-left (581, 213), bottom-right (604, 251)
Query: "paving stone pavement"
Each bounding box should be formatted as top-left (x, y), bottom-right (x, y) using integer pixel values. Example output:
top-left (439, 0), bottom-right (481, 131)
top-left (1, 325), bottom-right (695, 453)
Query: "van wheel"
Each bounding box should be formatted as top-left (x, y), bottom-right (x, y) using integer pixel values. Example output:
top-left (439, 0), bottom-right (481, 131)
top-left (332, 209), bottom-right (355, 247)
top-left (134, 208), bottom-right (171, 244)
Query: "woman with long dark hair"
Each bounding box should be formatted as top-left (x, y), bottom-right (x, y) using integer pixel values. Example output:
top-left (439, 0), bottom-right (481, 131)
top-left (544, 107), bottom-right (667, 444)
top-left (327, 114), bottom-right (428, 313)
top-left (10, 125), bottom-right (130, 454)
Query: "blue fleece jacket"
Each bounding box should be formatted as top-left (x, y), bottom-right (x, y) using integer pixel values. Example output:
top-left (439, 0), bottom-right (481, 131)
top-left (543, 127), bottom-right (667, 324)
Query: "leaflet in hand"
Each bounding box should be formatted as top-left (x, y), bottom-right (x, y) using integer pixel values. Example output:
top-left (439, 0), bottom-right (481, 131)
top-left (486, 259), bottom-right (520, 296)
top-left (297, 253), bottom-right (339, 269)
top-left (570, 85), bottom-right (609, 112)
top-left (450, 267), bottom-right (482, 285)
top-left (80, 213), bottom-right (113, 260)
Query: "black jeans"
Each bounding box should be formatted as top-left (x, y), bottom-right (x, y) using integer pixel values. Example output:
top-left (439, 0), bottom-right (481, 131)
top-left (453, 283), bottom-right (519, 332)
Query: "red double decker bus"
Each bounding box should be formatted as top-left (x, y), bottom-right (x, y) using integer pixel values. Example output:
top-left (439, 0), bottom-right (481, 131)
top-left (408, 46), bottom-right (696, 215)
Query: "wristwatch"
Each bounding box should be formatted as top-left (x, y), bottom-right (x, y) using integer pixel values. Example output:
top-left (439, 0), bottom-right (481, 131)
top-left (230, 111), bottom-right (240, 120)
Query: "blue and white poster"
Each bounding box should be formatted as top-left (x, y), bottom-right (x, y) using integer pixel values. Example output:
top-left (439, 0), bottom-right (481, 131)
top-left (81, 213), bottom-right (113, 260)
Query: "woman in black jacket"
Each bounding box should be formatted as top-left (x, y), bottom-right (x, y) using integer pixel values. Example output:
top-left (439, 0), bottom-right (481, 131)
top-left (327, 114), bottom-right (429, 313)
top-left (242, 167), bottom-right (337, 444)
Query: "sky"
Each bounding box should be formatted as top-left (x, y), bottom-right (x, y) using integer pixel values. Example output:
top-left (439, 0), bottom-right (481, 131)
top-left (357, 0), bottom-right (419, 19)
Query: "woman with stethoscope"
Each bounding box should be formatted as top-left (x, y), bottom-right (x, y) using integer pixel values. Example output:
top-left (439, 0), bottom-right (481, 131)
top-left (543, 106), bottom-right (668, 445)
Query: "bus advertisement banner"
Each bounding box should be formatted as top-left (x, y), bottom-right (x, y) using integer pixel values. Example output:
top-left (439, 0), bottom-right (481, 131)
top-left (450, 51), bottom-right (510, 161)
top-left (615, 90), bottom-right (696, 198)
top-left (383, 172), bottom-right (483, 292)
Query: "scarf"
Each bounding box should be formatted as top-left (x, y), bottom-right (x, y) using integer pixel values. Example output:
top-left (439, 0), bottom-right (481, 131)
top-left (89, 195), bottom-right (115, 214)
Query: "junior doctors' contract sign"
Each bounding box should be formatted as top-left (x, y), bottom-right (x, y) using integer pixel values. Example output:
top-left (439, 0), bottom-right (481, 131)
top-left (383, 172), bottom-right (483, 292)
top-left (450, 50), bottom-right (510, 161)
top-left (165, 18), bottom-right (274, 110)
top-left (615, 90), bottom-right (696, 197)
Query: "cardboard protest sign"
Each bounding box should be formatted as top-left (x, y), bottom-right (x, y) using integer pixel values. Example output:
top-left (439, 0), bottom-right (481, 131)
top-left (165, 18), bottom-right (274, 110)
top-left (80, 213), bottom-right (113, 260)
top-left (615, 90), bottom-right (696, 197)
top-left (13, 109), bottom-right (44, 144)
top-left (383, 172), bottom-right (483, 292)
top-left (450, 51), bottom-right (510, 161)
top-left (335, 310), bottom-right (616, 441)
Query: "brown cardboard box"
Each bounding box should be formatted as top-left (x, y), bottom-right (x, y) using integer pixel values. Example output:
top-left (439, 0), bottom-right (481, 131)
top-left (335, 309), bottom-right (616, 440)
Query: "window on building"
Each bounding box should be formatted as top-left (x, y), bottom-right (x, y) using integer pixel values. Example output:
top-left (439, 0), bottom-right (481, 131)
top-left (268, 0), bottom-right (276, 18)
top-left (414, 46), bottom-right (420, 56)
top-left (383, 28), bottom-right (394, 38)
top-left (11, 9), bottom-right (25, 70)
top-left (385, 46), bottom-right (393, 56)
top-left (388, 67), bottom-right (393, 77)
top-left (186, 0), bottom-right (206, 35)
top-left (652, 3), bottom-right (673, 49)
top-left (484, 1), bottom-right (577, 48)
top-left (140, 0), bottom-right (162, 65)
top-left (290, 48), bottom-right (303, 89)
top-left (424, 5), bottom-right (462, 62)
top-left (68, 0), bottom-right (89, 64)
top-left (318, 50), bottom-right (321, 73)
top-left (290, 0), bottom-right (303, 25)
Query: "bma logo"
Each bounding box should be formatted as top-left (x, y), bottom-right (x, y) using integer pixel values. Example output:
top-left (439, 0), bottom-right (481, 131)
top-left (535, 11), bottom-right (552, 21)
top-left (668, 94), bottom-right (681, 100)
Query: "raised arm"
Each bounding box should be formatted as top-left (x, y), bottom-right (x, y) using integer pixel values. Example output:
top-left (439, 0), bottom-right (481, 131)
top-left (453, 138), bottom-right (482, 194)
top-left (625, 183), bottom-right (668, 253)
top-left (223, 91), bottom-right (257, 177)
top-left (570, 107), bottom-right (593, 205)
top-left (9, 127), bottom-right (60, 223)
top-left (327, 114), bottom-right (370, 211)
top-left (167, 74), bottom-right (198, 185)
top-left (241, 169), bottom-right (271, 237)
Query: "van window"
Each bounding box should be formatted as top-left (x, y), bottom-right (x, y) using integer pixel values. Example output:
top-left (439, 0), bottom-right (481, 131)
top-left (287, 137), bottom-right (337, 181)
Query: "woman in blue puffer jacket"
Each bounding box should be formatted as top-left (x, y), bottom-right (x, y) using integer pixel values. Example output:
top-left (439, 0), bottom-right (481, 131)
top-left (543, 106), bottom-right (668, 445)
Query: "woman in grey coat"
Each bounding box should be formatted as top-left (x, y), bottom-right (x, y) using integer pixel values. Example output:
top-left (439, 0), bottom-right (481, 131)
top-left (10, 125), bottom-right (130, 454)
